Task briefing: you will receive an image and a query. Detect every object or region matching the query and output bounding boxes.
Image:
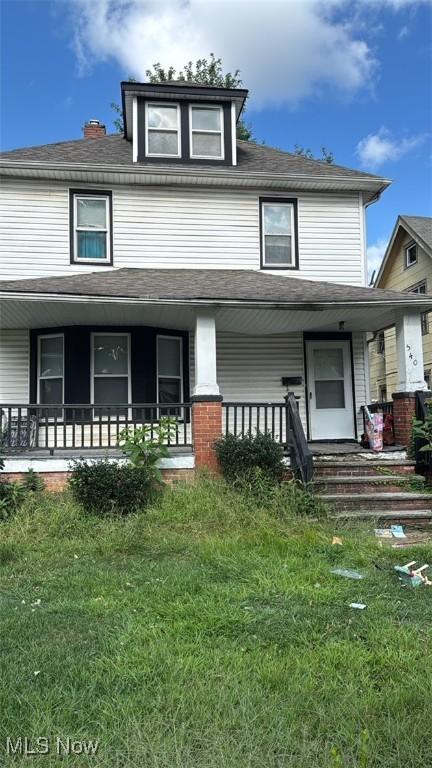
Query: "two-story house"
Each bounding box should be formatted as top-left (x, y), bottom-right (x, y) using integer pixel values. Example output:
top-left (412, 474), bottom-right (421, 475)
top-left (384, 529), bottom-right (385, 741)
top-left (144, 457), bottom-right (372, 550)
top-left (369, 215), bottom-right (432, 401)
top-left (1, 80), bottom-right (431, 483)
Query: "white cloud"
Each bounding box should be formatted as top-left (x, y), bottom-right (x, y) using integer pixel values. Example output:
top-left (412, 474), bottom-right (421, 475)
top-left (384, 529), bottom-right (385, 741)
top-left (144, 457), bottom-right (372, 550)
top-left (356, 127), bottom-right (427, 168)
top-left (367, 238), bottom-right (388, 281)
top-left (70, 0), bottom-right (378, 108)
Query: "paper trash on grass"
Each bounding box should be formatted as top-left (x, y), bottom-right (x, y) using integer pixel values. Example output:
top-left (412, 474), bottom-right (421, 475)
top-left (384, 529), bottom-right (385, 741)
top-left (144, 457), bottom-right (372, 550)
top-left (331, 568), bottom-right (364, 580)
top-left (374, 529), bottom-right (393, 538)
top-left (332, 536), bottom-right (343, 546)
top-left (349, 603), bottom-right (367, 610)
top-left (390, 525), bottom-right (406, 539)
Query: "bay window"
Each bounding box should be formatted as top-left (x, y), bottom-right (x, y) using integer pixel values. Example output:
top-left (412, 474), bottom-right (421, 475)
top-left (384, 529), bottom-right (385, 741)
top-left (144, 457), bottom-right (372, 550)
top-left (157, 336), bottom-right (183, 414)
top-left (38, 335), bottom-right (64, 412)
top-left (92, 333), bottom-right (130, 416)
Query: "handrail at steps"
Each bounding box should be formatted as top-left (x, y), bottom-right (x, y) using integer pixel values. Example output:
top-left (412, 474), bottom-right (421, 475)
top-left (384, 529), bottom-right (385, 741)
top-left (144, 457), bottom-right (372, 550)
top-left (285, 392), bottom-right (314, 485)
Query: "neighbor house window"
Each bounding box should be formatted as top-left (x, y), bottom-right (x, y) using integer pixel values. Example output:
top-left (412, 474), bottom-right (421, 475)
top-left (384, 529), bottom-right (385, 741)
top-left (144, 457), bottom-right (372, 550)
top-left (71, 191), bottom-right (112, 264)
top-left (91, 333), bottom-right (130, 416)
top-left (190, 105), bottom-right (224, 159)
top-left (377, 331), bottom-right (385, 355)
top-left (405, 242), bottom-right (417, 268)
top-left (409, 282), bottom-right (428, 335)
top-left (379, 385), bottom-right (387, 403)
top-left (424, 371), bottom-right (431, 390)
top-left (145, 103), bottom-right (180, 157)
top-left (260, 199), bottom-right (297, 269)
top-left (157, 336), bottom-right (183, 414)
top-left (38, 335), bottom-right (64, 409)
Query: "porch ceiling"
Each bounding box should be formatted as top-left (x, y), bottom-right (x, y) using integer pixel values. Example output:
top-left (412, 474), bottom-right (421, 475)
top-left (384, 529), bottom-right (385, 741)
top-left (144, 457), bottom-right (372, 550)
top-left (0, 295), bottom-right (419, 334)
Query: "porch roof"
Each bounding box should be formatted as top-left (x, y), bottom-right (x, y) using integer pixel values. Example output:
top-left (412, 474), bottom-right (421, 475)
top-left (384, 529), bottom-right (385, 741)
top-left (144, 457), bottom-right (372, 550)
top-left (1, 268), bottom-right (432, 308)
top-left (1, 269), bottom-right (431, 335)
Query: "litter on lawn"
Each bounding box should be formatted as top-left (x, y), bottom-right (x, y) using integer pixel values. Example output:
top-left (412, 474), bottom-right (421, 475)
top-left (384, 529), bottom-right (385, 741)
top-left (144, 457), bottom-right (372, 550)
top-left (394, 561), bottom-right (432, 588)
top-left (375, 525), bottom-right (406, 539)
top-left (331, 568), bottom-right (364, 580)
top-left (349, 603), bottom-right (367, 610)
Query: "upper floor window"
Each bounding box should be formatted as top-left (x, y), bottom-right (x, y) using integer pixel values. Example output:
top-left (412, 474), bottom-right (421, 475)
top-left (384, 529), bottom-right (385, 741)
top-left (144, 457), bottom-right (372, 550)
top-left (190, 105), bottom-right (224, 159)
top-left (260, 199), bottom-right (298, 269)
top-left (70, 190), bottom-right (112, 265)
top-left (145, 103), bottom-right (180, 158)
top-left (405, 242), bottom-right (417, 268)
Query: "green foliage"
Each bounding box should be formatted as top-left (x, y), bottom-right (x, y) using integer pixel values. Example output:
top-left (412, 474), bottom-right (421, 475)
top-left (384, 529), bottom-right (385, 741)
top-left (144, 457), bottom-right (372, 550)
top-left (21, 468), bottom-right (45, 493)
top-left (118, 418), bottom-right (176, 483)
top-left (0, 480), bottom-right (27, 521)
top-left (112, 55), bottom-right (253, 140)
top-left (412, 399), bottom-right (432, 454)
top-left (293, 144), bottom-right (334, 164)
top-left (69, 459), bottom-right (157, 516)
top-left (215, 432), bottom-right (285, 487)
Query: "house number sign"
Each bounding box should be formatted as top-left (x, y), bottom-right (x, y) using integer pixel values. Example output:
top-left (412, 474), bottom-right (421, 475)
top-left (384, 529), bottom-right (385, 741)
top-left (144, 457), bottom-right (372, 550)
top-left (406, 344), bottom-right (418, 366)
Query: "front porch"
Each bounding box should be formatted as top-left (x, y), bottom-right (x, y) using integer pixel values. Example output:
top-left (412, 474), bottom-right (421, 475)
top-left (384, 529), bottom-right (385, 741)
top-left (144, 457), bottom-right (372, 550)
top-left (1, 267), bottom-right (431, 483)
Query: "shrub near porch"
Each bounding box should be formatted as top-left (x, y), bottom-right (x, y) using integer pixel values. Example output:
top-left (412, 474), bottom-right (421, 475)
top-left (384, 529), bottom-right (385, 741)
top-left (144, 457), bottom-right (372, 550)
top-left (1, 478), bottom-right (432, 767)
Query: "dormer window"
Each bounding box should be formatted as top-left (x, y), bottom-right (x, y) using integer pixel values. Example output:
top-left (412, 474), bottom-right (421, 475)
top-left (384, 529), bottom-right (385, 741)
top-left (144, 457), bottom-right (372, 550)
top-left (189, 105), bottom-right (224, 159)
top-left (145, 103), bottom-right (180, 157)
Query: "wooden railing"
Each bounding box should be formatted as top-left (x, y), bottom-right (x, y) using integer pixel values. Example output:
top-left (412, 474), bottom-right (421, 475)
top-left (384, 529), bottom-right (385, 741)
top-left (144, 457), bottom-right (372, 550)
top-left (222, 398), bottom-right (313, 485)
top-left (0, 404), bottom-right (192, 453)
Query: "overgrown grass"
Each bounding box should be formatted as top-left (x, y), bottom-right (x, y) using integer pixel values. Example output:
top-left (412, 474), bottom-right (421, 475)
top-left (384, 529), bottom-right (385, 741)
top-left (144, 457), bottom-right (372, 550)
top-left (1, 476), bottom-right (431, 767)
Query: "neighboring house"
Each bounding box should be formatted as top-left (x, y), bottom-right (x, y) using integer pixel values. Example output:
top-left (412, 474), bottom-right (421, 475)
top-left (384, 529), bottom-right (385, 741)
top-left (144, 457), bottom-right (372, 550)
top-left (0, 80), bottom-right (431, 480)
top-left (369, 216), bottom-right (432, 401)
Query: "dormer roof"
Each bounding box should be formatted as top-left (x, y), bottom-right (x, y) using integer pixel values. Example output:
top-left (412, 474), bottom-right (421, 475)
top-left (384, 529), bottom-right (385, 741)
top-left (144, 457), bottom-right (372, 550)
top-left (121, 80), bottom-right (248, 141)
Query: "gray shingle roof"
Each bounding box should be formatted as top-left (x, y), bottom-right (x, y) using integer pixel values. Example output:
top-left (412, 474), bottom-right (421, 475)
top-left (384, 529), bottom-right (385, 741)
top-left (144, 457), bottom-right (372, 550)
top-left (0, 134), bottom-right (385, 182)
top-left (1, 268), bottom-right (431, 307)
top-left (400, 215), bottom-right (432, 252)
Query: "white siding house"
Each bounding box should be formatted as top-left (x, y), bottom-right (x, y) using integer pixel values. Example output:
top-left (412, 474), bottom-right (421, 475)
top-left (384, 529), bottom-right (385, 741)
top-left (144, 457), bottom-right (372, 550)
top-left (1, 79), bottom-right (430, 464)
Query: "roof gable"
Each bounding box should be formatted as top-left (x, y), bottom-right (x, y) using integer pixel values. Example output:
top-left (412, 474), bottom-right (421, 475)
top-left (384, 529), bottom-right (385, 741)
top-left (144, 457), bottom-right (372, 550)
top-left (375, 215), bottom-right (432, 287)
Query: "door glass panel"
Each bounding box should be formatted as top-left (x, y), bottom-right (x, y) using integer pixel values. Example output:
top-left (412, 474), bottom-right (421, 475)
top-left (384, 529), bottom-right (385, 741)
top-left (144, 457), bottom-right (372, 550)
top-left (315, 380), bottom-right (345, 409)
top-left (313, 348), bottom-right (344, 380)
top-left (158, 337), bottom-right (181, 377)
top-left (93, 335), bottom-right (128, 375)
top-left (40, 337), bottom-right (63, 377)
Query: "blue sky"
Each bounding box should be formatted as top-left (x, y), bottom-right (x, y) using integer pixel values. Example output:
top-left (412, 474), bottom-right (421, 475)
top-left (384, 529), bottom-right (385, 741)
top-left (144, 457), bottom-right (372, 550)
top-left (1, 0), bottom-right (431, 277)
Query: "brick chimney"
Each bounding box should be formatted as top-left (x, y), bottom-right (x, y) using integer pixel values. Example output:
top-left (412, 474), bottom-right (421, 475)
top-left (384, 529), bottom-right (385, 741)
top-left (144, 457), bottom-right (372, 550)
top-left (83, 119), bottom-right (106, 139)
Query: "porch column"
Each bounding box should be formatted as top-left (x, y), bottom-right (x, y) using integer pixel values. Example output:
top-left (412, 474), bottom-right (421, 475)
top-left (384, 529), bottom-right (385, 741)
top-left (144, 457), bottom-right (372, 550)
top-left (392, 310), bottom-right (427, 446)
top-left (191, 312), bottom-right (222, 473)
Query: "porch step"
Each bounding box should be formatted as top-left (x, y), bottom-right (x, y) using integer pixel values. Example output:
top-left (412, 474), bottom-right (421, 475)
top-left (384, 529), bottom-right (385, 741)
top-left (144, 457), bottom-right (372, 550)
top-left (318, 492), bottom-right (432, 514)
top-left (314, 475), bottom-right (424, 495)
top-left (314, 460), bottom-right (416, 478)
top-left (331, 509), bottom-right (432, 527)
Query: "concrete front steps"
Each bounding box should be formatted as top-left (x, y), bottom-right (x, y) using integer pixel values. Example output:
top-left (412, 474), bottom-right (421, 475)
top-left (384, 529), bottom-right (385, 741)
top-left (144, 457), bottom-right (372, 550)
top-left (313, 455), bottom-right (432, 523)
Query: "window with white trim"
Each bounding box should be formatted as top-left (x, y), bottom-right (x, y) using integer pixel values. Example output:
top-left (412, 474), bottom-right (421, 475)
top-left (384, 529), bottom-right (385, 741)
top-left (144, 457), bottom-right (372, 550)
top-left (377, 331), bottom-right (385, 355)
top-left (261, 200), bottom-right (296, 268)
top-left (408, 282), bottom-right (428, 335)
top-left (146, 103), bottom-right (180, 157)
top-left (405, 242), bottom-right (417, 268)
top-left (92, 334), bottom-right (130, 416)
top-left (424, 371), bottom-right (431, 390)
top-left (38, 335), bottom-right (64, 408)
top-left (157, 336), bottom-right (183, 414)
top-left (72, 193), bottom-right (111, 263)
top-left (190, 105), bottom-right (224, 159)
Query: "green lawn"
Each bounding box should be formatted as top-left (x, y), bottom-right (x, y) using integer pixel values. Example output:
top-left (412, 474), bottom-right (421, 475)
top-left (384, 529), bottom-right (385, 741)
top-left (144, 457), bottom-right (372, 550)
top-left (1, 477), bottom-right (431, 767)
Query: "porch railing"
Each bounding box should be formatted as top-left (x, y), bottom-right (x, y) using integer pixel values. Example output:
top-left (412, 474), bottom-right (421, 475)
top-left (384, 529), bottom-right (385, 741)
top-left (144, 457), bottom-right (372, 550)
top-left (0, 404), bottom-right (192, 453)
top-left (222, 398), bottom-right (313, 484)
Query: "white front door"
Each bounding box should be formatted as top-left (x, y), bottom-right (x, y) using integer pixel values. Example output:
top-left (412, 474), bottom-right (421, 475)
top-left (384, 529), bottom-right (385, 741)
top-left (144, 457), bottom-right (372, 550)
top-left (306, 339), bottom-right (355, 440)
